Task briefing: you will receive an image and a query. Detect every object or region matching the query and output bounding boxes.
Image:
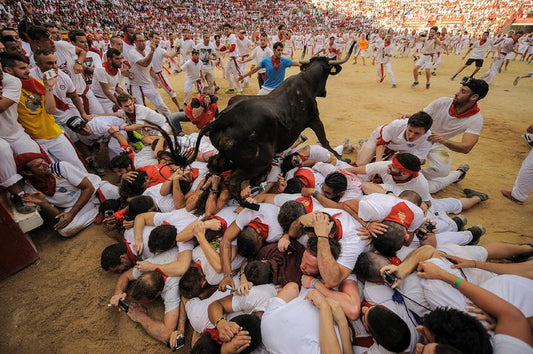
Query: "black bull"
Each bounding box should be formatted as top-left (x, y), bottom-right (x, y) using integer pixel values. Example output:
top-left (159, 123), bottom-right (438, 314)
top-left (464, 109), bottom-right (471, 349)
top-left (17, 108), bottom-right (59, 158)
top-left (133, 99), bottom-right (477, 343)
top-left (188, 42), bottom-right (357, 201)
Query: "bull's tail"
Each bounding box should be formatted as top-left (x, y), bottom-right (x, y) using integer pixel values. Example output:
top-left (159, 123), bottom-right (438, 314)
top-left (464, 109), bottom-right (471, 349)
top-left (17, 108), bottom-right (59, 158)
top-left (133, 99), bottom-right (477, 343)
top-left (145, 123), bottom-right (193, 168)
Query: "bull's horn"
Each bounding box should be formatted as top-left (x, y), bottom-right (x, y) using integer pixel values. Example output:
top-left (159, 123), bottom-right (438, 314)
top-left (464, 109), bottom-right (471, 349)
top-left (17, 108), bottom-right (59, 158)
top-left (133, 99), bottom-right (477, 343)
top-left (328, 41), bottom-right (356, 65)
top-left (299, 45), bottom-right (310, 64)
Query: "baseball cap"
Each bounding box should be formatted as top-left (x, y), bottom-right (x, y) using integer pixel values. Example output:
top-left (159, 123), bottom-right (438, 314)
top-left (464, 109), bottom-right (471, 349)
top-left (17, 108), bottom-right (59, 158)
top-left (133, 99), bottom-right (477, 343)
top-left (461, 77), bottom-right (489, 100)
top-left (66, 116), bottom-right (87, 132)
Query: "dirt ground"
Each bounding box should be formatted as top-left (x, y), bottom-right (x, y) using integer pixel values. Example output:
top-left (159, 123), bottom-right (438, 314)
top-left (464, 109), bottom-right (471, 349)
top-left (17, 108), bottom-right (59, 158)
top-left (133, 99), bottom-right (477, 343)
top-left (1, 50), bottom-right (532, 353)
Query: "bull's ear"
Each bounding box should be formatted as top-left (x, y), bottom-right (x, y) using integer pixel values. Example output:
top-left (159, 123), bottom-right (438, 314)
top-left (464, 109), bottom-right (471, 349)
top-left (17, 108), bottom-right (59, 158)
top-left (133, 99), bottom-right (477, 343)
top-left (329, 65), bottom-right (342, 75)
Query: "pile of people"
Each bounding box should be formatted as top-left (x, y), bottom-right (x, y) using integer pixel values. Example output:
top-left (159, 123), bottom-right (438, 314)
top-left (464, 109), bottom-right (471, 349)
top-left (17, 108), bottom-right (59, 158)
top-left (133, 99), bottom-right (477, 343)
top-left (1, 2), bottom-right (533, 353)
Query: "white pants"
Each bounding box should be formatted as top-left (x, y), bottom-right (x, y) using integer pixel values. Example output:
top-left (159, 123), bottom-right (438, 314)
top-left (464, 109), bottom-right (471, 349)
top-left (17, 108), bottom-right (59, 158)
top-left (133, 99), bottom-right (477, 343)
top-left (377, 62), bottom-right (396, 84)
top-left (478, 55), bottom-right (505, 84)
top-left (0, 134), bottom-right (41, 188)
top-left (37, 133), bottom-right (87, 172)
top-left (422, 143), bottom-right (452, 180)
top-left (427, 170), bottom-right (461, 193)
top-left (225, 57), bottom-right (242, 91)
top-left (511, 148), bottom-right (533, 202)
top-left (59, 181), bottom-right (119, 237)
top-left (82, 89), bottom-right (105, 114)
top-left (95, 96), bottom-right (116, 114)
top-left (184, 77), bottom-right (204, 104)
top-left (154, 71), bottom-right (177, 98)
top-left (129, 84), bottom-right (171, 117)
top-left (436, 231), bottom-right (473, 246)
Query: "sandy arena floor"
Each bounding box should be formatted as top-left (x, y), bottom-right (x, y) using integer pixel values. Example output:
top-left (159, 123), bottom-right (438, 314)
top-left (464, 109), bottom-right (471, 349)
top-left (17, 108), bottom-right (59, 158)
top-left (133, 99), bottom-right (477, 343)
top-left (1, 50), bottom-right (532, 353)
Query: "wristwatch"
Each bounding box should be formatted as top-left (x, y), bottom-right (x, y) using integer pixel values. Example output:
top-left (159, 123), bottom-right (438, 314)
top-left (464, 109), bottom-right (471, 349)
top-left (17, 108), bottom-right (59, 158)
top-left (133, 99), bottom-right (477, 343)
top-left (312, 190), bottom-right (319, 198)
top-left (75, 60), bottom-right (83, 65)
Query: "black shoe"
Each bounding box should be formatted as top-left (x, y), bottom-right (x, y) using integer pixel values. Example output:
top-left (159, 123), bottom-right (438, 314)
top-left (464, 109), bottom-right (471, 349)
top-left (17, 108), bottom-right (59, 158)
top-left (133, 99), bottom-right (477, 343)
top-left (425, 83), bottom-right (430, 89)
top-left (464, 188), bottom-right (489, 201)
top-left (452, 214), bottom-right (467, 231)
top-left (431, 71), bottom-right (436, 76)
top-left (411, 81), bottom-right (419, 88)
top-left (467, 225), bottom-right (486, 245)
top-left (10, 194), bottom-right (37, 214)
top-left (507, 243), bottom-right (533, 263)
top-left (454, 164), bottom-right (470, 183)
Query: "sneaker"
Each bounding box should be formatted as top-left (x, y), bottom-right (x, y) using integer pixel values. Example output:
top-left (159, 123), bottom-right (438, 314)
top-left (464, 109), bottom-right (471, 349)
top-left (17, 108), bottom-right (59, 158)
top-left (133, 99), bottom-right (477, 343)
top-left (236, 91), bottom-right (243, 95)
top-left (454, 164), bottom-right (470, 182)
top-left (501, 189), bottom-right (524, 204)
top-left (425, 83), bottom-right (430, 89)
top-left (467, 225), bottom-right (486, 245)
top-left (522, 133), bottom-right (533, 148)
top-left (411, 81), bottom-right (419, 88)
top-left (431, 71), bottom-right (436, 76)
top-left (343, 138), bottom-right (355, 154)
top-left (10, 194), bottom-right (37, 214)
top-left (392, 84), bottom-right (397, 88)
top-left (224, 88), bottom-right (235, 94)
top-left (464, 188), bottom-right (489, 201)
top-left (513, 76), bottom-right (520, 86)
top-left (451, 73), bottom-right (458, 80)
top-left (452, 214), bottom-right (467, 231)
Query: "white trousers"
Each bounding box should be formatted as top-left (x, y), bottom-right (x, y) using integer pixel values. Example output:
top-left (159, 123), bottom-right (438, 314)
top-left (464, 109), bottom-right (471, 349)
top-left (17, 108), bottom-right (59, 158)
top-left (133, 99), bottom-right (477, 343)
top-left (478, 56), bottom-right (505, 84)
top-left (377, 62), bottom-right (396, 84)
top-left (129, 84), bottom-right (171, 117)
top-left (36, 133), bottom-right (87, 172)
top-left (225, 57), bottom-right (242, 91)
top-left (511, 148), bottom-right (533, 202)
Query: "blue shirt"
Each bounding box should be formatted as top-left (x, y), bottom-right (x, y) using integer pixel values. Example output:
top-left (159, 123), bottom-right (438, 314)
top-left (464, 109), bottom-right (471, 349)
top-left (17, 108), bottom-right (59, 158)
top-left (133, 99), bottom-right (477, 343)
top-left (259, 56), bottom-right (293, 89)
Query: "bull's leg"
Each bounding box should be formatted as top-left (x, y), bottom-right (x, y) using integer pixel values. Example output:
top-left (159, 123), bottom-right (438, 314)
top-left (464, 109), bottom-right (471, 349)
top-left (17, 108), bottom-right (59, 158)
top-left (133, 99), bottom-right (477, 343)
top-left (227, 165), bottom-right (270, 205)
top-left (309, 118), bottom-right (342, 158)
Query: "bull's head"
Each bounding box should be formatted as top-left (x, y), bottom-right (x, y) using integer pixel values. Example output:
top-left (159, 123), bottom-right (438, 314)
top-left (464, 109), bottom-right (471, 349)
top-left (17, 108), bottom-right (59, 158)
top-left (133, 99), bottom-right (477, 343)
top-left (299, 41), bottom-right (356, 97)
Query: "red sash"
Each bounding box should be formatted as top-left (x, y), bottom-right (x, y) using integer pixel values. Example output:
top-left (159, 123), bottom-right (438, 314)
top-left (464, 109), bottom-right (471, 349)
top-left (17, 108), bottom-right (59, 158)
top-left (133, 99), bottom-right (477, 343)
top-left (122, 238), bottom-right (139, 264)
top-left (204, 328), bottom-right (222, 344)
top-left (296, 197), bottom-right (314, 213)
top-left (154, 267), bottom-right (168, 281)
top-left (331, 212), bottom-right (343, 241)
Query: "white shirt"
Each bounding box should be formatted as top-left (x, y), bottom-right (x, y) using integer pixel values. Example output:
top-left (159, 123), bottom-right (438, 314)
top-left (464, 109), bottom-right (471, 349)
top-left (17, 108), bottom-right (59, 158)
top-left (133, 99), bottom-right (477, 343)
top-left (153, 209), bottom-right (198, 251)
top-left (127, 49), bottom-right (153, 86)
top-left (123, 225), bottom-right (156, 260)
top-left (250, 46), bottom-right (273, 74)
top-left (225, 34), bottom-right (239, 58)
top-left (364, 161), bottom-right (431, 202)
top-left (235, 203), bottom-right (283, 243)
top-left (91, 66), bottom-right (122, 99)
top-left (78, 115), bottom-right (126, 146)
top-left (372, 119), bottom-right (432, 160)
top-left (55, 40), bottom-right (87, 94)
top-left (313, 162), bottom-right (363, 202)
top-left (358, 193), bottom-right (425, 232)
top-left (195, 42), bottom-right (217, 70)
top-left (117, 104), bottom-right (171, 133)
top-left (0, 72), bottom-right (25, 139)
top-left (142, 183), bottom-right (175, 213)
top-left (131, 248), bottom-right (181, 313)
top-left (493, 334), bottom-right (533, 354)
top-left (470, 39), bottom-right (493, 59)
top-left (231, 284), bottom-right (277, 313)
top-left (185, 290), bottom-right (229, 332)
top-left (151, 46), bottom-right (167, 73)
top-left (423, 97), bottom-right (483, 140)
top-left (236, 36), bottom-right (253, 57)
top-left (181, 59), bottom-right (202, 80)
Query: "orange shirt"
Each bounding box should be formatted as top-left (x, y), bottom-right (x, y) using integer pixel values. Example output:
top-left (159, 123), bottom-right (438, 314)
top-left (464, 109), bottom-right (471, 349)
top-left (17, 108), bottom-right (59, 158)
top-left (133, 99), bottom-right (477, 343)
top-left (358, 39), bottom-right (369, 50)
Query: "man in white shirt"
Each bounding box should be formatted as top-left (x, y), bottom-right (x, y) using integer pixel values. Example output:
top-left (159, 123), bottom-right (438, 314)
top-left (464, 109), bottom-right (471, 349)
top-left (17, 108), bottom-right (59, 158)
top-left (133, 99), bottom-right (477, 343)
top-left (126, 33), bottom-right (171, 118)
top-left (421, 78), bottom-right (489, 193)
top-left (149, 32), bottom-right (181, 111)
top-left (356, 111), bottom-right (433, 166)
top-left (116, 93), bottom-right (172, 135)
top-left (91, 48), bottom-right (125, 113)
top-left (221, 23), bottom-right (243, 95)
top-left (195, 31), bottom-right (217, 92)
top-left (242, 33), bottom-right (273, 89)
top-left (236, 29), bottom-right (254, 88)
top-left (451, 31), bottom-right (492, 80)
top-left (176, 49), bottom-right (203, 107)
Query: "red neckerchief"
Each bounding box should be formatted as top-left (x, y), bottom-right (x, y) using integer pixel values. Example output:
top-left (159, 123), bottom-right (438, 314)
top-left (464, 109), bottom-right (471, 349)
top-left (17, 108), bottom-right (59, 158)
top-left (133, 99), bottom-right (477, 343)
top-left (220, 170), bottom-right (232, 179)
top-left (384, 40), bottom-right (391, 47)
top-left (14, 152), bottom-right (56, 196)
top-left (389, 256), bottom-right (402, 266)
top-left (361, 300), bottom-right (373, 308)
top-left (184, 37), bottom-right (192, 40)
top-left (278, 34), bottom-right (285, 41)
top-left (479, 38), bottom-right (486, 46)
top-left (247, 218), bottom-right (269, 239)
top-left (123, 37), bottom-right (133, 45)
top-left (331, 212), bottom-right (343, 241)
top-left (122, 238), bottom-right (139, 264)
top-left (154, 267), bottom-right (168, 281)
top-left (114, 208), bottom-right (127, 223)
top-left (260, 45), bottom-right (267, 49)
top-left (329, 45), bottom-right (337, 53)
top-left (201, 215), bottom-right (228, 233)
top-left (294, 168), bottom-right (315, 188)
top-left (449, 102), bottom-right (480, 119)
top-left (192, 58), bottom-right (199, 63)
top-left (215, 40), bottom-right (221, 47)
top-left (204, 328), bottom-right (223, 344)
top-left (238, 35), bottom-right (244, 40)
top-left (103, 61), bottom-right (119, 76)
top-left (271, 55), bottom-right (281, 70)
top-left (295, 196), bottom-right (314, 213)
top-left (191, 261), bottom-right (203, 272)
top-left (189, 167), bottom-right (199, 181)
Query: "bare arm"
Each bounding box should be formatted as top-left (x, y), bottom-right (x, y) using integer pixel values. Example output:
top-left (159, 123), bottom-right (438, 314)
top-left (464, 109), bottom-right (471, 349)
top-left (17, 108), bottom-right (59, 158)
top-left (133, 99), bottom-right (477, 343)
top-left (131, 306), bottom-right (179, 343)
top-left (313, 277), bottom-right (361, 320)
top-left (66, 91), bottom-right (89, 120)
top-left (430, 132), bottom-right (479, 154)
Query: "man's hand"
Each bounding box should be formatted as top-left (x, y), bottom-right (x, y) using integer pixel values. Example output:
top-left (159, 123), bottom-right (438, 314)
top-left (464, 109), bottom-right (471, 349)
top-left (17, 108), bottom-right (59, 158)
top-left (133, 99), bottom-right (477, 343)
top-left (301, 187), bottom-right (315, 197)
top-left (133, 241), bottom-right (144, 255)
top-left (219, 276), bottom-right (235, 292)
top-left (237, 281), bottom-right (253, 296)
top-left (217, 319), bottom-right (242, 342)
top-left (122, 171), bottom-right (139, 183)
top-left (122, 219), bottom-right (134, 229)
top-left (325, 297), bottom-right (346, 325)
top-left (126, 302), bottom-right (147, 322)
top-left (44, 75), bottom-right (58, 89)
top-left (439, 252), bottom-right (476, 269)
top-left (192, 221), bottom-right (206, 240)
top-left (416, 261), bottom-right (448, 280)
top-left (74, 62), bottom-right (84, 74)
top-left (220, 330), bottom-right (251, 354)
top-left (313, 212), bottom-right (333, 237)
top-left (428, 132), bottom-right (445, 144)
top-left (135, 260), bottom-right (155, 272)
top-left (277, 234), bottom-right (290, 252)
top-left (22, 192), bottom-right (46, 205)
top-left (379, 264), bottom-right (402, 288)
top-left (109, 292), bottom-right (126, 307)
top-left (276, 174), bottom-right (287, 193)
top-left (305, 289), bottom-right (327, 309)
top-left (301, 275), bottom-right (317, 289)
top-left (54, 211), bottom-right (74, 230)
